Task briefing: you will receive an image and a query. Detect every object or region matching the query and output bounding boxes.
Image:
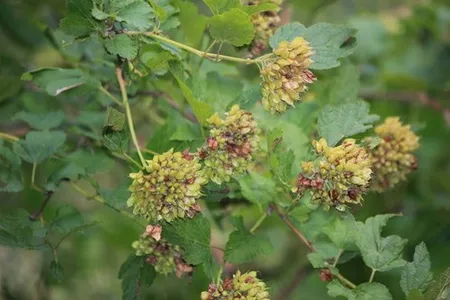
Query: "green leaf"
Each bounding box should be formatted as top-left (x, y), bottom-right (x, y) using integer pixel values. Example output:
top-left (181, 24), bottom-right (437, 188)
top-left (354, 214), bottom-right (407, 272)
top-left (175, 0), bottom-right (209, 47)
top-left (203, 0), bottom-right (240, 14)
top-left (307, 252), bottom-right (326, 268)
top-left (224, 217), bottom-right (273, 264)
top-left (327, 280), bottom-right (354, 299)
top-left (269, 22), bottom-right (307, 49)
top-left (209, 9), bottom-right (255, 46)
top-left (323, 214), bottom-right (357, 250)
top-left (13, 111), bottom-right (65, 131)
top-left (116, 0), bottom-right (154, 30)
top-left (400, 242), bottom-right (433, 295)
top-left (230, 84), bottom-right (262, 111)
top-left (241, 2), bottom-right (279, 15)
top-left (316, 63), bottom-right (360, 106)
top-left (140, 43), bottom-right (177, 75)
top-left (67, 149), bottom-right (115, 174)
top-left (317, 100), bottom-right (379, 146)
top-left (99, 183), bottom-right (131, 210)
top-left (102, 107), bottom-right (130, 153)
top-left (164, 216), bottom-right (218, 279)
top-left (327, 280), bottom-right (393, 300)
top-left (0, 141), bottom-right (23, 192)
top-left (406, 289), bottom-right (424, 300)
top-left (118, 255), bottom-right (157, 300)
top-left (104, 107), bottom-right (125, 131)
top-left (13, 131), bottom-right (66, 164)
top-left (22, 68), bottom-right (99, 96)
top-left (270, 22), bottom-right (357, 69)
top-left (0, 210), bottom-right (48, 250)
top-left (45, 163), bottom-right (85, 191)
top-left (51, 205), bottom-right (85, 234)
top-left (266, 128), bottom-right (295, 184)
top-left (423, 267), bottom-right (450, 300)
top-left (60, 0), bottom-right (103, 37)
top-left (173, 75), bottom-right (213, 125)
top-left (104, 34), bottom-right (138, 59)
top-left (91, 6), bottom-right (109, 20)
top-left (239, 171), bottom-right (277, 204)
top-left (50, 260), bottom-right (64, 282)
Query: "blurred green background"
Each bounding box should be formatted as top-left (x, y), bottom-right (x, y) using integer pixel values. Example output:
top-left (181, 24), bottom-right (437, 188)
top-left (0, 0), bottom-right (449, 299)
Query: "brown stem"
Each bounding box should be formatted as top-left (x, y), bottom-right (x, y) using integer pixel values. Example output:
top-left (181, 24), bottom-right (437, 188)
top-left (270, 203), bottom-right (357, 290)
top-left (29, 191), bottom-right (54, 221)
top-left (270, 204), bottom-right (315, 251)
top-left (360, 90), bottom-right (450, 126)
top-left (275, 266), bottom-right (308, 300)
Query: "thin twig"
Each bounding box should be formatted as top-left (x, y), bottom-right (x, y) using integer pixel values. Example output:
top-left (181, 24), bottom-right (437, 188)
top-left (29, 191), bottom-right (54, 221)
top-left (271, 204), bottom-right (315, 251)
top-left (70, 182), bottom-right (145, 228)
top-left (274, 265), bottom-right (308, 300)
top-left (0, 132), bottom-right (19, 142)
top-left (126, 31), bottom-right (274, 65)
top-left (250, 212), bottom-right (268, 234)
top-left (270, 203), bottom-right (357, 290)
top-left (360, 90), bottom-right (450, 126)
top-left (98, 86), bottom-right (123, 106)
top-left (116, 66), bottom-right (146, 167)
top-left (369, 269), bottom-right (376, 283)
top-left (134, 90), bottom-right (197, 123)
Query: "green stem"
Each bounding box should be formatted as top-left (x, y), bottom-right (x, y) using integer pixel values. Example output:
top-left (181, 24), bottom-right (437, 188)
top-left (99, 86), bottom-right (123, 106)
top-left (127, 31), bottom-right (273, 64)
top-left (116, 67), bottom-right (146, 168)
top-left (216, 265), bottom-right (224, 286)
top-left (0, 132), bottom-right (19, 142)
top-left (124, 153), bottom-right (142, 168)
top-left (250, 212), bottom-right (268, 234)
top-left (369, 269), bottom-right (376, 283)
top-left (31, 163), bottom-right (37, 187)
top-left (335, 271), bottom-right (357, 289)
top-left (332, 248), bottom-right (343, 268)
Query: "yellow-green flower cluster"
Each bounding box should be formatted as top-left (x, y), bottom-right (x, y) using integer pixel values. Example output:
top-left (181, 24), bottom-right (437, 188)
top-left (365, 117), bottom-right (420, 191)
top-left (127, 149), bottom-right (206, 223)
top-left (132, 225), bottom-right (192, 277)
top-left (200, 270), bottom-right (270, 300)
top-left (199, 105), bottom-right (260, 184)
top-left (293, 138), bottom-right (372, 211)
top-left (247, 0), bottom-right (283, 55)
top-left (261, 37), bottom-right (316, 114)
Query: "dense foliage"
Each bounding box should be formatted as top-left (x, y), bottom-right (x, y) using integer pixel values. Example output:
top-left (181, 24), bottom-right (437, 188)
top-left (0, 0), bottom-right (449, 299)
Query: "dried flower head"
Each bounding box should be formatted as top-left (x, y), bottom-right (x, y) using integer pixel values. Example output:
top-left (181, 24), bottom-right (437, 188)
top-left (127, 149), bottom-right (206, 223)
top-left (293, 138), bottom-right (372, 211)
top-left (132, 225), bottom-right (193, 277)
top-left (261, 37), bottom-right (316, 114)
top-left (199, 105), bottom-right (260, 184)
top-left (365, 117), bottom-right (420, 191)
top-left (246, 0), bottom-right (283, 55)
top-left (200, 270), bottom-right (269, 300)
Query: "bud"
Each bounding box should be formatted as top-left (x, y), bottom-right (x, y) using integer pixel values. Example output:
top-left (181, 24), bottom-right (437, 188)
top-left (261, 37), bottom-right (316, 114)
top-left (365, 117), bottom-right (420, 191)
top-left (132, 225), bottom-right (192, 277)
top-left (200, 105), bottom-right (260, 184)
top-left (293, 138), bottom-right (372, 211)
top-left (200, 270), bottom-right (269, 300)
top-left (127, 149), bottom-right (206, 223)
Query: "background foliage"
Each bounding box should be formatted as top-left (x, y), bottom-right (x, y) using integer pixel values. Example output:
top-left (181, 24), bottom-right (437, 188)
top-left (0, 0), bottom-right (449, 299)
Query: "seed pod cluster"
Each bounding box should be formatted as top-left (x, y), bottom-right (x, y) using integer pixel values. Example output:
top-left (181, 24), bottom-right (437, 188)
top-left (365, 117), bottom-right (419, 191)
top-left (132, 225), bottom-right (192, 277)
top-left (293, 138), bottom-right (372, 211)
top-left (261, 37), bottom-right (316, 114)
top-left (199, 105), bottom-right (260, 184)
top-left (246, 0), bottom-right (283, 56)
top-left (127, 149), bottom-right (206, 223)
top-left (200, 270), bottom-right (270, 300)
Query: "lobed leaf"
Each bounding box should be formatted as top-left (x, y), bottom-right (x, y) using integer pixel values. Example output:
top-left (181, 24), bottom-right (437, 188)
top-left (209, 9), bottom-right (255, 46)
top-left (317, 100), bottom-right (379, 146)
top-left (400, 242), bottom-right (433, 296)
top-left (13, 131), bottom-right (66, 164)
